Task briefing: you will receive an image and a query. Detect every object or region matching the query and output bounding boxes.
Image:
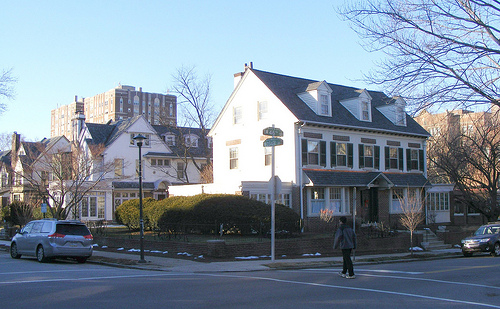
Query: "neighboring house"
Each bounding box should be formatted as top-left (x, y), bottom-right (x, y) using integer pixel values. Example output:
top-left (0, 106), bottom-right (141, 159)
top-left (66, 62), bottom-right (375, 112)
top-left (199, 65), bottom-right (430, 230)
top-left (0, 149), bottom-right (12, 207)
top-left (73, 114), bottom-right (211, 221)
top-left (415, 109), bottom-right (494, 225)
top-left (9, 132), bottom-right (71, 205)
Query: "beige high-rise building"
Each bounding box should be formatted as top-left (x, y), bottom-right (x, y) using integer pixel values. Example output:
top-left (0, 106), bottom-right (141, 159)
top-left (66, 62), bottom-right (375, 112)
top-left (51, 85), bottom-right (177, 141)
top-left (51, 97), bottom-right (85, 140)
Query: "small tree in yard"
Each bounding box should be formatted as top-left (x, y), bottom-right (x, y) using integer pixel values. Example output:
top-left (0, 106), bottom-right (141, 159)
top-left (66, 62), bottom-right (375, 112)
top-left (397, 187), bottom-right (426, 256)
top-left (18, 142), bottom-right (114, 220)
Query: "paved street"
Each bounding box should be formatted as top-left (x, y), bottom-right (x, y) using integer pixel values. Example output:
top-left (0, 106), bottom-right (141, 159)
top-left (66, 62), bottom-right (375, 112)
top-left (0, 250), bottom-right (499, 308)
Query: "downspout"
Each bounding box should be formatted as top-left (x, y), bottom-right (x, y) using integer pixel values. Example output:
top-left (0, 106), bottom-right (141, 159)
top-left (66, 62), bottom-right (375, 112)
top-left (296, 121), bottom-right (304, 232)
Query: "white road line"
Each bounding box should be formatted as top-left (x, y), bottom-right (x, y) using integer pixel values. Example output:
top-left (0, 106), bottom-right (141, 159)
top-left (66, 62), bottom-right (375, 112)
top-left (302, 268), bottom-right (424, 275)
top-left (294, 269), bottom-right (500, 290)
top-left (360, 273), bottom-right (500, 290)
top-left (0, 272), bottom-right (183, 285)
top-left (204, 273), bottom-right (500, 309)
top-left (0, 271), bottom-right (498, 308)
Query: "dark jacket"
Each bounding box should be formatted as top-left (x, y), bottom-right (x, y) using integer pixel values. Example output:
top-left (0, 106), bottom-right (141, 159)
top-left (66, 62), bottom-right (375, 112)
top-left (333, 224), bottom-right (356, 250)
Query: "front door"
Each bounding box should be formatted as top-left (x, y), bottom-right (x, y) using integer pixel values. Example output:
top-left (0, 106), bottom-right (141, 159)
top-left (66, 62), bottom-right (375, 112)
top-left (361, 188), bottom-right (379, 223)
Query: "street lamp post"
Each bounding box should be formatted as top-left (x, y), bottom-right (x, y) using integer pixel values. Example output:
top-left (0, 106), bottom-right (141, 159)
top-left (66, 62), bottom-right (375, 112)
top-left (133, 134), bottom-right (147, 264)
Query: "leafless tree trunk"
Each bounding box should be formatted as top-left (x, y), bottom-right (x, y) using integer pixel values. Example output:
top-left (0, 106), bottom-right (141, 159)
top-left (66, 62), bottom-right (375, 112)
top-left (338, 0), bottom-right (500, 112)
top-left (155, 66), bottom-right (215, 183)
top-left (17, 143), bottom-right (114, 220)
top-left (397, 187), bottom-right (426, 256)
top-left (428, 110), bottom-right (500, 221)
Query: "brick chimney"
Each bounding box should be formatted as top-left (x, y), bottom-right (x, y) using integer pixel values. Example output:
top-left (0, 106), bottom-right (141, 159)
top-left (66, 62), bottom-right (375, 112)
top-left (11, 132), bottom-right (20, 167)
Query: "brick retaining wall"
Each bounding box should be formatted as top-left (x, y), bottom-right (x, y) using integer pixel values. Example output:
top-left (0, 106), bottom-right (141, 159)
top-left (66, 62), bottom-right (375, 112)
top-left (94, 233), bottom-right (420, 259)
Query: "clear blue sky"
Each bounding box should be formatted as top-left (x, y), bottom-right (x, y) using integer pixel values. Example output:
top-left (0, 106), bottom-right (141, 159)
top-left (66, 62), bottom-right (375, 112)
top-left (0, 0), bottom-right (381, 142)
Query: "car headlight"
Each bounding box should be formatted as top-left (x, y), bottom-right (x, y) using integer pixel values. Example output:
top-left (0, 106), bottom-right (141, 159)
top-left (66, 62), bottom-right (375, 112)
top-left (479, 238), bottom-right (490, 243)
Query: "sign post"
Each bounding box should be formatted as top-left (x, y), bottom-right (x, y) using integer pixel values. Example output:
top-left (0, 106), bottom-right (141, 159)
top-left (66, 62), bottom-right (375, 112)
top-left (263, 125), bottom-right (283, 262)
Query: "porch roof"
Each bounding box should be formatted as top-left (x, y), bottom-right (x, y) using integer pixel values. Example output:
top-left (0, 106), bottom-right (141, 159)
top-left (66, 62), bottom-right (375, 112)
top-left (112, 181), bottom-right (155, 190)
top-left (303, 169), bottom-right (429, 188)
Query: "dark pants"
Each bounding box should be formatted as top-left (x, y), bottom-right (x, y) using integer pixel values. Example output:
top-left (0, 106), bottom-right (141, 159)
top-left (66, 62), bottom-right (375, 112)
top-left (342, 248), bottom-right (354, 276)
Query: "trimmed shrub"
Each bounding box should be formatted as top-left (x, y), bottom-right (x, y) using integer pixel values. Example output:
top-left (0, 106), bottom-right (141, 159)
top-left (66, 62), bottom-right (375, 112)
top-left (115, 198), bottom-right (156, 230)
top-left (158, 194), bottom-right (301, 235)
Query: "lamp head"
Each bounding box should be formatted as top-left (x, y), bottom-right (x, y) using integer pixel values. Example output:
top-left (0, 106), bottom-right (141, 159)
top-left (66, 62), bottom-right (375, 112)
top-left (133, 134), bottom-right (147, 146)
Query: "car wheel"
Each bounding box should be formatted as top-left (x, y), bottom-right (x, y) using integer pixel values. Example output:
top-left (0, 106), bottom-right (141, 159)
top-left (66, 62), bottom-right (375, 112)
top-left (491, 243), bottom-right (500, 257)
top-left (36, 245), bottom-right (49, 263)
top-left (75, 257), bottom-right (87, 264)
top-left (462, 251), bottom-right (473, 257)
top-left (10, 242), bottom-right (21, 259)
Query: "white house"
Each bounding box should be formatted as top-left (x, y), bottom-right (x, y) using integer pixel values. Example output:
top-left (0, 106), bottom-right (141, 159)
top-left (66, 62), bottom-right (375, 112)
top-left (203, 64), bottom-right (430, 229)
top-left (73, 114), bottom-right (211, 221)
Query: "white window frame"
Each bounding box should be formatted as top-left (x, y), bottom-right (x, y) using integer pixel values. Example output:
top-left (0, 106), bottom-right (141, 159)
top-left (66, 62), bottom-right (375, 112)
top-left (320, 94), bottom-right (329, 116)
top-left (258, 101), bottom-right (268, 120)
top-left (229, 147), bottom-right (239, 169)
top-left (233, 106), bottom-right (243, 125)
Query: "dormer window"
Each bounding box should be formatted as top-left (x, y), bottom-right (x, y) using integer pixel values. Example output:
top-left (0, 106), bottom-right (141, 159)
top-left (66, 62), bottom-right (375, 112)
top-left (396, 105), bottom-right (405, 125)
top-left (320, 95), bottom-right (329, 115)
top-left (164, 134), bottom-right (175, 146)
top-left (361, 101), bottom-right (370, 120)
top-left (298, 81), bottom-right (333, 117)
top-left (184, 135), bottom-right (199, 147)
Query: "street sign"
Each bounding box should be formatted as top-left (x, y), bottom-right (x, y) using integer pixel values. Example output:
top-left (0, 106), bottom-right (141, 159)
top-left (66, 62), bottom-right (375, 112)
top-left (41, 203), bottom-right (47, 213)
top-left (268, 175), bottom-right (282, 196)
top-left (263, 127), bottom-right (284, 137)
top-left (263, 137), bottom-right (283, 147)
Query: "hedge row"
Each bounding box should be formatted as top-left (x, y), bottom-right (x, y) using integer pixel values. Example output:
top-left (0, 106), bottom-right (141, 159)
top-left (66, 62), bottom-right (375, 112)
top-left (115, 194), bottom-right (301, 235)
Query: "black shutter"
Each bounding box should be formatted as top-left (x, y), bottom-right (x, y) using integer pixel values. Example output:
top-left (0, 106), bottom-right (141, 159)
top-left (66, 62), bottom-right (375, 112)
top-left (359, 144), bottom-right (364, 168)
top-left (419, 149), bottom-right (424, 172)
top-left (347, 143), bottom-right (353, 168)
top-left (374, 146), bottom-right (380, 170)
top-left (384, 147), bottom-right (390, 170)
top-left (406, 149), bottom-right (411, 171)
top-left (398, 148), bottom-right (404, 171)
top-left (330, 142), bottom-right (337, 167)
top-left (301, 139), bottom-right (308, 165)
top-left (320, 141), bottom-right (327, 167)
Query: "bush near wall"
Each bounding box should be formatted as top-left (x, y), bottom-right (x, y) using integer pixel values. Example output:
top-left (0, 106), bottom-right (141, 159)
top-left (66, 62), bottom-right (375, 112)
top-left (157, 194), bottom-right (301, 235)
top-left (115, 194), bottom-right (301, 236)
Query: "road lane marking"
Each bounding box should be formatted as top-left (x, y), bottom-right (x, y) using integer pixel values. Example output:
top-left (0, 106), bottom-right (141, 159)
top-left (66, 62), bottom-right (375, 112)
top-left (295, 268), bottom-right (500, 290)
top-left (205, 273), bottom-right (500, 308)
top-left (360, 273), bottom-right (500, 290)
top-left (0, 272), bottom-right (183, 285)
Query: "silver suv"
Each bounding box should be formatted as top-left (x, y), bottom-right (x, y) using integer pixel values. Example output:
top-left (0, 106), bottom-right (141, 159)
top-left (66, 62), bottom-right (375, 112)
top-left (10, 219), bottom-right (93, 263)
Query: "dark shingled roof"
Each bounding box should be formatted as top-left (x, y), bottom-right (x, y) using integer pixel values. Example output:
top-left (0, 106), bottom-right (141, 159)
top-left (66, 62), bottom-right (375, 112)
top-left (152, 125), bottom-right (212, 159)
top-left (250, 69), bottom-right (430, 137)
top-left (112, 181), bottom-right (155, 189)
top-left (304, 169), bottom-right (429, 188)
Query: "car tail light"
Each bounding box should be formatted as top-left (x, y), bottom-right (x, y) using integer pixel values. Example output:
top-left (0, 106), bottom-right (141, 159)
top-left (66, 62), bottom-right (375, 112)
top-left (48, 233), bottom-right (66, 239)
top-left (84, 234), bottom-right (93, 240)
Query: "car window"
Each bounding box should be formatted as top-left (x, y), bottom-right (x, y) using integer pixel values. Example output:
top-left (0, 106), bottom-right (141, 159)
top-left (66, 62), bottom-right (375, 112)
top-left (22, 222), bottom-right (34, 234)
top-left (474, 226), bottom-right (487, 235)
top-left (41, 222), bottom-right (52, 233)
top-left (56, 224), bottom-right (91, 236)
top-left (492, 227), bottom-right (500, 234)
top-left (31, 222), bottom-right (43, 233)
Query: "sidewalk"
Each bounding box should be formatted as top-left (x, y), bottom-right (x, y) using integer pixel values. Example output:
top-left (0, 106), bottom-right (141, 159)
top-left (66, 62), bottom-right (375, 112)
top-left (0, 239), bottom-right (463, 272)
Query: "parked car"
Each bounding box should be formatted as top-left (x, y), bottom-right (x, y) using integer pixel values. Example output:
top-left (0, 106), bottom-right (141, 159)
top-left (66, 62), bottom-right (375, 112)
top-left (461, 223), bottom-right (500, 257)
top-left (10, 219), bottom-right (93, 263)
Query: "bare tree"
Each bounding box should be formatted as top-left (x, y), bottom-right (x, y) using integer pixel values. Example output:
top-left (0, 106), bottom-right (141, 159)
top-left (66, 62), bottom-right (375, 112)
top-left (428, 111), bottom-right (500, 221)
top-left (155, 66), bottom-right (216, 183)
top-left (338, 0), bottom-right (500, 112)
top-left (17, 142), bottom-right (114, 220)
top-left (0, 132), bottom-right (11, 151)
top-left (0, 68), bottom-right (17, 115)
top-left (397, 187), bottom-right (426, 255)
